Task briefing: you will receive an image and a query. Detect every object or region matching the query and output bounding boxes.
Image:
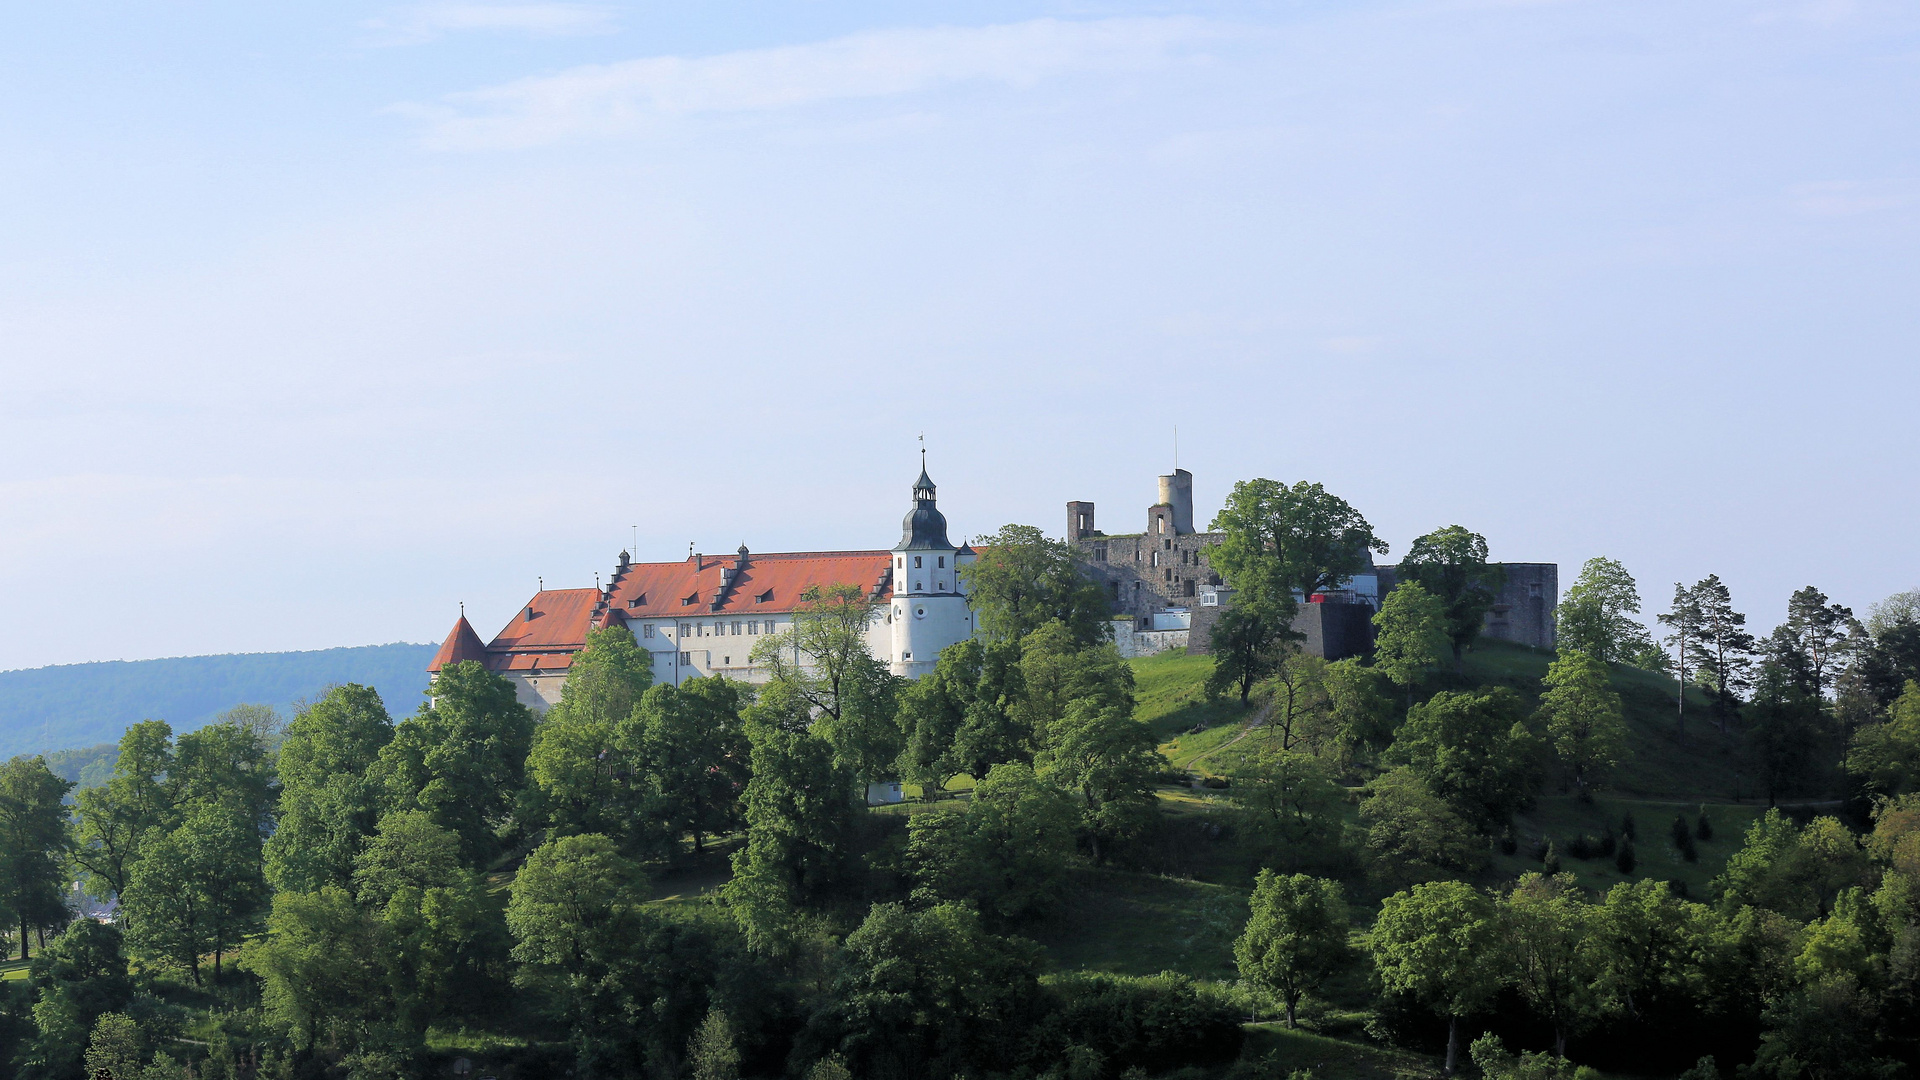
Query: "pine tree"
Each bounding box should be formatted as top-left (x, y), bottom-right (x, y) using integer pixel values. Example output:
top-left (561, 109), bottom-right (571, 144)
top-left (1658, 584), bottom-right (1706, 744)
top-left (1686, 575), bottom-right (1756, 733)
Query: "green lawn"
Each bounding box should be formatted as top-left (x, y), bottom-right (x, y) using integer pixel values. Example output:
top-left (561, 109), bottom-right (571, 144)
top-left (1031, 867), bottom-right (1249, 980)
top-left (0, 958), bottom-right (28, 982)
top-left (1238, 1024), bottom-right (1438, 1080)
top-left (1500, 795), bottom-right (1767, 896)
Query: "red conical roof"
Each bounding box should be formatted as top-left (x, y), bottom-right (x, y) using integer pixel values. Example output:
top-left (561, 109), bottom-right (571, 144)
top-left (428, 614), bottom-right (489, 672)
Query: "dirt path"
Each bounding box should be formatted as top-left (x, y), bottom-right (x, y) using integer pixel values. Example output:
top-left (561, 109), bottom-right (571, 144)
top-left (1184, 704), bottom-right (1270, 774)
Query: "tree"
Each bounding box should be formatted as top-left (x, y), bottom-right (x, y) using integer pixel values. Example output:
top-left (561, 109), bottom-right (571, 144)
top-left (960, 524), bottom-right (1113, 646)
top-left (751, 583), bottom-right (890, 727)
top-left (551, 623), bottom-right (656, 730)
top-left (122, 800), bottom-right (268, 983)
top-left (1847, 681), bottom-right (1920, 796)
top-left (1358, 768), bottom-right (1486, 886)
top-left (265, 684), bottom-right (395, 893)
top-left (371, 659), bottom-right (534, 866)
top-left (1537, 650), bottom-right (1627, 797)
top-left (1262, 653), bottom-right (1336, 753)
top-left (1370, 880), bottom-right (1505, 1074)
top-left (1688, 576), bottom-right (1756, 733)
top-left (1745, 662), bottom-right (1828, 806)
top-left (1321, 658), bottom-right (1398, 771)
top-left (1387, 687), bottom-right (1540, 833)
top-left (1209, 478), bottom-right (1388, 611)
top-left (27, 920), bottom-right (134, 1075)
top-left (0, 756), bottom-right (72, 959)
top-left (726, 726), bottom-right (855, 953)
top-left (688, 1007), bottom-right (741, 1080)
top-left (1235, 871), bottom-right (1351, 1028)
top-left (1500, 873), bottom-right (1598, 1058)
top-left (242, 886), bottom-right (386, 1054)
top-left (84, 1012), bottom-right (145, 1080)
top-left (820, 902), bottom-right (1043, 1078)
top-left (1866, 589), bottom-right (1920, 639)
top-left (1397, 526), bottom-right (1504, 671)
top-left (72, 720), bottom-right (178, 910)
top-left (1659, 583), bottom-right (1706, 744)
top-left (897, 637), bottom-right (1029, 796)
top-left (1772, 586), bottom-right (1865, 699)
top-left (1590, 879), bottom-right (1714, 1026)
top-left (1556, 557), bottom-right (1655, 666)
top-left (507, 833), bottom-right (682, 1076)
top-left (641, 676), bottom-right (753, 852)
top-left (1037, 698), bottom-right (1164, 863)
top-left (1011, 622), bottom-right (1135, 748)
top-left (1235, 746), bottom-right (1345, 863)
top-left (172, 719), bottom-right (275, 831)
top-left (906, 762), bottom-right (1077, 924)
top-left (1372, 581), bottom-right (1449, 704)
top-left (1206, 605), bottom-right (1298, 706)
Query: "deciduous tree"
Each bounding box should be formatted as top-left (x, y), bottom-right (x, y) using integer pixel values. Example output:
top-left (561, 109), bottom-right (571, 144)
top-left (1209, 479), bottom-right (1388, 611)
top-left (1500, 873), bottom-right (1599, 1058)
top-left (1370, 880), bottom-right (1505, 1074)
top-left (1537, 650), bottom-right (1627, 797)
top-left (1234, 871), bottom-right (1351, 1028)
top-left (1372, 581), bottom-right (1449, 704)
top-left (0, 756), bottom-right (72, 959)
top-left (959, 524), bottom-right (1112, 646)
top-left (371, 660), bottom-right (534, 866)
top-left (1397, 526), bottom-right (1504, 672)
top-left (1556, 557), bottom-right (1656, 666)
top-left (1387, 688), bottom-right (1540, 833)
top-left (265, 684), bottom-right (394, 893)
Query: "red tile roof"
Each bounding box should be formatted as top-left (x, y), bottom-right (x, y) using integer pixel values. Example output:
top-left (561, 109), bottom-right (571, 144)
top-left (603, 550), bottom-right (893, 620)
top-left (427, 614), bottom-right (488, 673)
top-left (461, 551), bottom-right (896, 677)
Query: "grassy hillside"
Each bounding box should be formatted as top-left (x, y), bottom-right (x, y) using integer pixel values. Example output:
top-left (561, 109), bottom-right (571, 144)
top-left (0, 643), bottom-right (436, 758)
top-left (1138, 639), bottom-right (1760, 802)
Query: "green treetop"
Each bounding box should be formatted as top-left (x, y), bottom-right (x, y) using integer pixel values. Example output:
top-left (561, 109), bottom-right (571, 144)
top-left (1234, 870), bottom-right (1352, 1028)
top-left (958, 524), bottom-right (1112, 646)
top-left (1397, 526), bottom-right (1505, 671)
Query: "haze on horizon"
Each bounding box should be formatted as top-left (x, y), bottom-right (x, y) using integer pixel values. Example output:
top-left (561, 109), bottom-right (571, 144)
top-left (1, 0), bottom-right (1915, 670)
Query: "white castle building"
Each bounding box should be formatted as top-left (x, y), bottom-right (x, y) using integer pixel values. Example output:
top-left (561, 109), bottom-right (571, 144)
top-left (429, 463), bottom-right (979, 711)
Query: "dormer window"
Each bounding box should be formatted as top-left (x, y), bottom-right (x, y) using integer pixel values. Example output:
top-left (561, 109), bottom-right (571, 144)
top-left (757, 589), bottom-right (774, 603)
top-left (627, 594), bottom-right (646, 608)
top-left (681, 594), bottom-right (698, 606)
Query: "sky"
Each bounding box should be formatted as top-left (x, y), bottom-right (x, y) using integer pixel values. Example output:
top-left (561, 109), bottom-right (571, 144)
top-left (1, 0), bottom-right (1916, 669)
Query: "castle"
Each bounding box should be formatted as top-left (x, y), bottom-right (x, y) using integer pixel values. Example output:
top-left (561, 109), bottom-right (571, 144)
top-left (428, 463), bottom-right (978, 711)
top-left (430, 463), bottom-right (1557, 711)
top-left (1066, 469), bottom-right (1558, 660)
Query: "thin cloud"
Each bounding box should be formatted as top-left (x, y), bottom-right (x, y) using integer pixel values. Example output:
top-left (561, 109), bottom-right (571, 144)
top-left (401, 17), bottom-right (1225, 150)
top-left (365, 3), bottom-right (617, 47)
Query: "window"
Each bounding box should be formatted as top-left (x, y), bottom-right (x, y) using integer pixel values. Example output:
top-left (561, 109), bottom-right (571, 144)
top-left (678, 623), bottom-right (691, 637)
top-left (680, 651), bottom-right (692, 664)
top-left (938, 556), bottom-right (945, 568)
top-left (681, 594), bottom-right (697, 606)
top-left (914, 581), bottom-right (922, 592)
top-left (723, 656), bottom-right (730, 666)
top-left (1184, 580), bottom-right (1196, 597)
top-left (1110, 581), bottom-right (1120, 600)
top-left (732, 621), bottom-right (741, 635)
top-left (642, 624), bottom-right (656, 639)
top-left (1151, 551), bottom-right (1159, 567)
top-left (757, 589), bottom-right (773, 603)
top-left (914, 556), bottom-right (923, 568)
top-left (938, 581), bottom-right (947, 591)
top-left (748, 620), bottom-right (758, 634)
top-left (915, 606), bottom-right (926, 618)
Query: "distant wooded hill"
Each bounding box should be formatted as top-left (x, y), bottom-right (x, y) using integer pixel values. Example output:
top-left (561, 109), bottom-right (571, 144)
top-left (0, 643), bottom-right (436, 761)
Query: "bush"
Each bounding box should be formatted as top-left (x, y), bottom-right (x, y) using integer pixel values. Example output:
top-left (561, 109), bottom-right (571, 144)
top-left (1615, 837), bottom-right (1636, 874)
top-left (1696, 808), bottom-right (1714, 842)
top-left (1542, 840), bottom-right (1562, 874)
top-left (1599, 827), bottom-right (1617, 857)
top-left (1672, 815), bottom-right (1699, 862)
top-left (1621, 812), bottom-right (1637, 840)
top-left (1567, 834), bottom-right (1595, 860)
top-left (1045, 972), bottom-right (1245, 1077)
top-left (1470, 1033), bottom-right (1576, 1080)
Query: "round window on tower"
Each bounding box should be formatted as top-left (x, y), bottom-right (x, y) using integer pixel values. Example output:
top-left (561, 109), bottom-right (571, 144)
top-left (915, 607), bottom-right (927, 619)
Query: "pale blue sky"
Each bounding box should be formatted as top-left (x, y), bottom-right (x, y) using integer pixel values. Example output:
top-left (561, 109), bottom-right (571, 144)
top-left (2, 1), bottom-right (1915, 668)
